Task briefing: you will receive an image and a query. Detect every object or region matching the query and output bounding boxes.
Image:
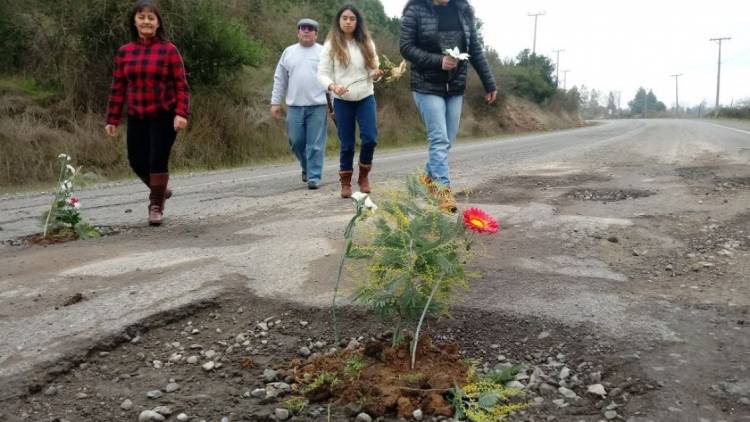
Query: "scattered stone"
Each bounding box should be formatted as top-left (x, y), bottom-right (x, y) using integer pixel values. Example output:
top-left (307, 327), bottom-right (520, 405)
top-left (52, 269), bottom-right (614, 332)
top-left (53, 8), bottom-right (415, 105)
top-left (99, 351), bottom-right (110, 357)
top-left (497, 354), bottom-right (507, 362)
top-left (298, 347), bottom-right (311, 357)
top-left (251, 388), bottom-right (266, 399)
top-left (587, 384), bottom-right (607, 398)
top-left (153, 406), bottom-right (172, 416)
top-left (44, 386), bottom-right (58, 396)
top-left (152, 360), bottom-right (163, 369)
top-left (202, 361), bottom-right (215, 371)
top-left (120, 399), bottom-right (133, 410)
top-left (413, 409), bottom-right (424, 421)
top-left (300, 321), bottom-right (309, 327)
top-left (257, 322), bottom-right (269, 331)
top-left (506, 381), bottom-right (526, 390)
top-left (355, 413), bottom-right (372, 422)
top-left (274, 408), bottom-right (291, 421)
top-left (165, 382), bottom-right (180, 393)
top-left (263, 369), bottom-right (279, 382)
top-left (204, 350), bottom-right (217, 359)
top-left (559, 367), bottom-right (571, 380)
top-left (186, 356), bottom-right (199, 364)
top-left (538, 331), bottom-right (551, 340)
top-left (552, 399), bottom-right (567, 408)
top-left (138, 410), bottom-right (165, 422)
top-left (76, 392), bottom-right (88, 399)
top-left (146, 390), bottom-right (162, 399)
top-left (558, 387), bottom-right (578, 399)
top-left (176, 414), bottom-right (189, 422)
top-left (604, 410), bottom-right (618, 420)
top-left (538, 383), bottom-right (557, 397)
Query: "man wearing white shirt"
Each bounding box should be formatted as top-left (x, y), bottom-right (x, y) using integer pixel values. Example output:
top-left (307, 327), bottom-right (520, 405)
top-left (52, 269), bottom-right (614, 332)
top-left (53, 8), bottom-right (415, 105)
top-left (271, 18), bottom-right (330, 189)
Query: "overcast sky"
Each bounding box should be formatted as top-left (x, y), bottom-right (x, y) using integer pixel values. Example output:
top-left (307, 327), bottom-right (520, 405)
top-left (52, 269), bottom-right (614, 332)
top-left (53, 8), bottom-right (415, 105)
top-left (379, 0), bottom-right (749, 109)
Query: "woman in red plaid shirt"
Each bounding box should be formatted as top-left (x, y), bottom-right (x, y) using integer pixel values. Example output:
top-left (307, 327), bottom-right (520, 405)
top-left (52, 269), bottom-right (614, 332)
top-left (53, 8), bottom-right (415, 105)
top-left (105, 0), bottom-right (190, 226)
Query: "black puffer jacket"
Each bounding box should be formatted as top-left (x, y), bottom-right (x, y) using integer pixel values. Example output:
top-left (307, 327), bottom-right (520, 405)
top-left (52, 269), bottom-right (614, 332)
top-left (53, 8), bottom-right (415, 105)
top-left (400, 0), bottom-right (496, 97)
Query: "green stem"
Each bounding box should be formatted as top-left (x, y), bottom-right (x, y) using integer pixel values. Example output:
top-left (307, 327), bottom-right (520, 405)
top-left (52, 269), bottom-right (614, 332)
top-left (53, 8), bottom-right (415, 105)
top-left (43, 159), bottom-right (66, 237)
top-left (332, 205), bottom-right (363, 344)
top-left (411, 279), bottom-right (441, 370)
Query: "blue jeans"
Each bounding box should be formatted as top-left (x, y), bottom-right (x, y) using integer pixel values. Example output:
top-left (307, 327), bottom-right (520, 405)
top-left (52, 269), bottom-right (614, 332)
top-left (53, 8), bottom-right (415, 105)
top-left (333, 95), bottom-right (377, 172)
top-left (286, 105), bottom-right (328, 183)
top-left (412, 92), bottom-right (464, 187)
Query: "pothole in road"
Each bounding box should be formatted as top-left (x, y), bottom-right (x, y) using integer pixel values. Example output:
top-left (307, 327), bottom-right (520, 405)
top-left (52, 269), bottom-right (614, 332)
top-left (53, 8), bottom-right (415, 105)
top-left (1, 291), bottom-right (655, 422)
top-left (564, 189), bottom-right (655, 202)
top-left (460, 173), bottom-right (611, 203)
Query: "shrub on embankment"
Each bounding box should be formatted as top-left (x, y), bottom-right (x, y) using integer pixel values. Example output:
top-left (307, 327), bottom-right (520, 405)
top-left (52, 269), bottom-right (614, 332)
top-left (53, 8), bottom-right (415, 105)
top-left (0, 0), bottom-right (581, 189)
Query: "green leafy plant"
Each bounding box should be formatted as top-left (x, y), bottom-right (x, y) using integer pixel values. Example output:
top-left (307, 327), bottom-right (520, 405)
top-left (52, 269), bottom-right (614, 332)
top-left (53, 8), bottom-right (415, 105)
top-left (448, 377), bottom-right (528, 422)
top-left (344, 354), bottom-right (365, 379)
top-left (282, 396), bottom-right (308, 415)
top-left (353, 174), bottom-right (498, 368)
top-left (41, 154), bottom-right (100, 240)
top-left (301, 371), bottom-right (339, 396)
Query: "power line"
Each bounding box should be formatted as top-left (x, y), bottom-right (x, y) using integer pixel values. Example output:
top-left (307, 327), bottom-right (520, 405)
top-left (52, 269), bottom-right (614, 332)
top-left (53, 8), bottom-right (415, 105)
top-left (670, 74), bottom-right (682, 116)
top-left (553, 49), bottom-right (565, 88)
top-left (528, 12), bottom-right (546, 54)
top-left (709, 37), bottom-right (731, 117)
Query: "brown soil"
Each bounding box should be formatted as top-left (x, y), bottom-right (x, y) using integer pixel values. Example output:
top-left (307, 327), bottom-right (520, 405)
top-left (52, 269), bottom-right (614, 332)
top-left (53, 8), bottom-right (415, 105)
top-left (291, 337), bottom-right (467, 418)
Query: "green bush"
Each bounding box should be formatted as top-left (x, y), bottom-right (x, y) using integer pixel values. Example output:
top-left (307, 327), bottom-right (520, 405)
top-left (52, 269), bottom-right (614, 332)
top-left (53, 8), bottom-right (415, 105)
top-left (169, 0), bottom-right (265, 85)
top-left (0, 2), bottom-right (31, 72)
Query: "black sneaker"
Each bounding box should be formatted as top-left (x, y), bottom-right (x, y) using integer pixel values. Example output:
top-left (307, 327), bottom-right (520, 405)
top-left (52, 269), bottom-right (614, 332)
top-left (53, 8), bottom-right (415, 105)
top-left (307, 181), bottom-right (320, 190)
top-left (301, 171), bottom-right (307, 183)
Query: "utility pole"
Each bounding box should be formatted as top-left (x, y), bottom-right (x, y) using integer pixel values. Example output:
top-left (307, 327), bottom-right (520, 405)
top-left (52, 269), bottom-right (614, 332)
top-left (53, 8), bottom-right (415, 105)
top-left (553, 49), bottom-right (565, 88)
top-left (528, 12), bottom-right (546, 54)
top-left (710, 37), bottom-right (731, 117)
top-left (563, 69), bottom-right (570, 91)
top-left (670, 74), bottom-right (682, 116)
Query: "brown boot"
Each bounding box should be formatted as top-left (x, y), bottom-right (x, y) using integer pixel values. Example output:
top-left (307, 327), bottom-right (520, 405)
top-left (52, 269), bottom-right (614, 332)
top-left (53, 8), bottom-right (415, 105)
top-left (437, 188), bottom-right (457, 213)
top-left (148, 173), bottom-right (169, 226)
top-left (339, 170), bottom-right (353, 198)
top-left (139, 174), bottom-right (172, 200)
top-left (358, 163), bottom-right (372, 193)
top-left (418, 173), bottom-right (438, 195)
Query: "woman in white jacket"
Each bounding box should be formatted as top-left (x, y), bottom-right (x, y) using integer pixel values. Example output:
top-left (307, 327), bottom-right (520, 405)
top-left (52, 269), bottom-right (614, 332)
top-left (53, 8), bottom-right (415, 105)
top-left (318, 4), bottom-right (384, 198)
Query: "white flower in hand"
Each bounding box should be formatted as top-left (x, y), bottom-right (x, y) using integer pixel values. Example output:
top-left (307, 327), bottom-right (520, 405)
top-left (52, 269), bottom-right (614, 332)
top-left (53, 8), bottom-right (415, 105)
top-left (444, 47), bottom-right (470, 61)
top-left (58, 153), bottom-right (71, 161)
top-left (66, 164), bottom-right (76, 175)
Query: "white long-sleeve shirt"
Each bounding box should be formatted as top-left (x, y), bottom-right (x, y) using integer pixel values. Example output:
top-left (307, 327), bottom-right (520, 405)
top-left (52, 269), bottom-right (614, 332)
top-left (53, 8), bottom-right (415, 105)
top-left (271, 43), bottom-right (328, 107)
top-left (317, 40), bottom-right (379, 102)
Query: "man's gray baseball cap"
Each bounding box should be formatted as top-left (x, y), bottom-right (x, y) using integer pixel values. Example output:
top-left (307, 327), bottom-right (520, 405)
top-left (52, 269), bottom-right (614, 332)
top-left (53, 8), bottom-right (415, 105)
top-left (297, 18), bottom-right (319, 31)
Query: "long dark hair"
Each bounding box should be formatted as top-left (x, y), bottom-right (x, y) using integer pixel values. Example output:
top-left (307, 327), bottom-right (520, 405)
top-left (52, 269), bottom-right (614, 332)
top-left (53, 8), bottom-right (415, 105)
top-left (326, 4), bottom-right (377, 70)
top-left (129, 0), bottom-right (169, 42)
top-left (403, 0), bottom-right (474, 19)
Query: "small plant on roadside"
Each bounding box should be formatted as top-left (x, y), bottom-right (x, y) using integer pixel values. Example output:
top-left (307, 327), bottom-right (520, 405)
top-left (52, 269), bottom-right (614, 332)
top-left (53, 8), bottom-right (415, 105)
top-left (353, 173), bottom-right (499, 369)
top-left (282, 396), bottom-right (308, 415)
top-left (41, 153), bottom-right (100, 240)
top-left (301, 371), bottom-right (339, 396)
top-left (396, 371), bottom-right (425, 387)
top-left (448, 370), bottom-right (529, 422)
top-left (344, 354), bottom-right (365, 379)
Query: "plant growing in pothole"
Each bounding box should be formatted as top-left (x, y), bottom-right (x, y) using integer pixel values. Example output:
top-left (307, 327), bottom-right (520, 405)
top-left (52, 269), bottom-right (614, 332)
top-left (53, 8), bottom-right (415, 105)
top-left (282, 396), bottom-right (308, 415)
top-left (449, 364), bottom-right (528, 422)
top-left (353, 174), bottom-right (499, 369)
top-left (41, 153), bottom-right (100, 239)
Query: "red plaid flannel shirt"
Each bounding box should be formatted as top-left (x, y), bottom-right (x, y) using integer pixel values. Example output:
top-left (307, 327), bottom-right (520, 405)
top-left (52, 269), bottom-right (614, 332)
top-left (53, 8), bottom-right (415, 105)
top-left (106, 37), bottom-right (190, 125)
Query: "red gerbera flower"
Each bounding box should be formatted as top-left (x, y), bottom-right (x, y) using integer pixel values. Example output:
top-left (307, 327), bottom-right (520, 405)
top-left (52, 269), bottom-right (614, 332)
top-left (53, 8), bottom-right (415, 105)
top-left (463, 208), bottom-right (499, 234)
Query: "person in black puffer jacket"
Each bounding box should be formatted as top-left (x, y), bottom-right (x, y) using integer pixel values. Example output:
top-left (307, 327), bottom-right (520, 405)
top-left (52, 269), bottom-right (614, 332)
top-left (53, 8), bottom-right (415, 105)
top-left (400, 0), bottom-right (497, 212)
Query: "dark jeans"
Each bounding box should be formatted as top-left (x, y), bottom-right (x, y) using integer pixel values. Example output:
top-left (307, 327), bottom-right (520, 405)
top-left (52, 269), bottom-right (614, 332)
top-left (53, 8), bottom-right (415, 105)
top-left (126, 112), bottom-right (177, 179)
top-left (333, 95), bottom-right (377, 172)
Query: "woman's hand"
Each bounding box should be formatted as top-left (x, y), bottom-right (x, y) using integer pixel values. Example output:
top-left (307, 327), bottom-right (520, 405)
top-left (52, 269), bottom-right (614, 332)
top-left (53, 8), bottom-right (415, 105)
top-left (442, 56), bottom-right (458, 71)
top-left (174, 115), bottom-right (188, 132)
top-left (105, 124), bottom-right (117, 137)
top-left (330, 84), bottom-right (349, 97)
top-left (372, 68), bottom-right (385, 82)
